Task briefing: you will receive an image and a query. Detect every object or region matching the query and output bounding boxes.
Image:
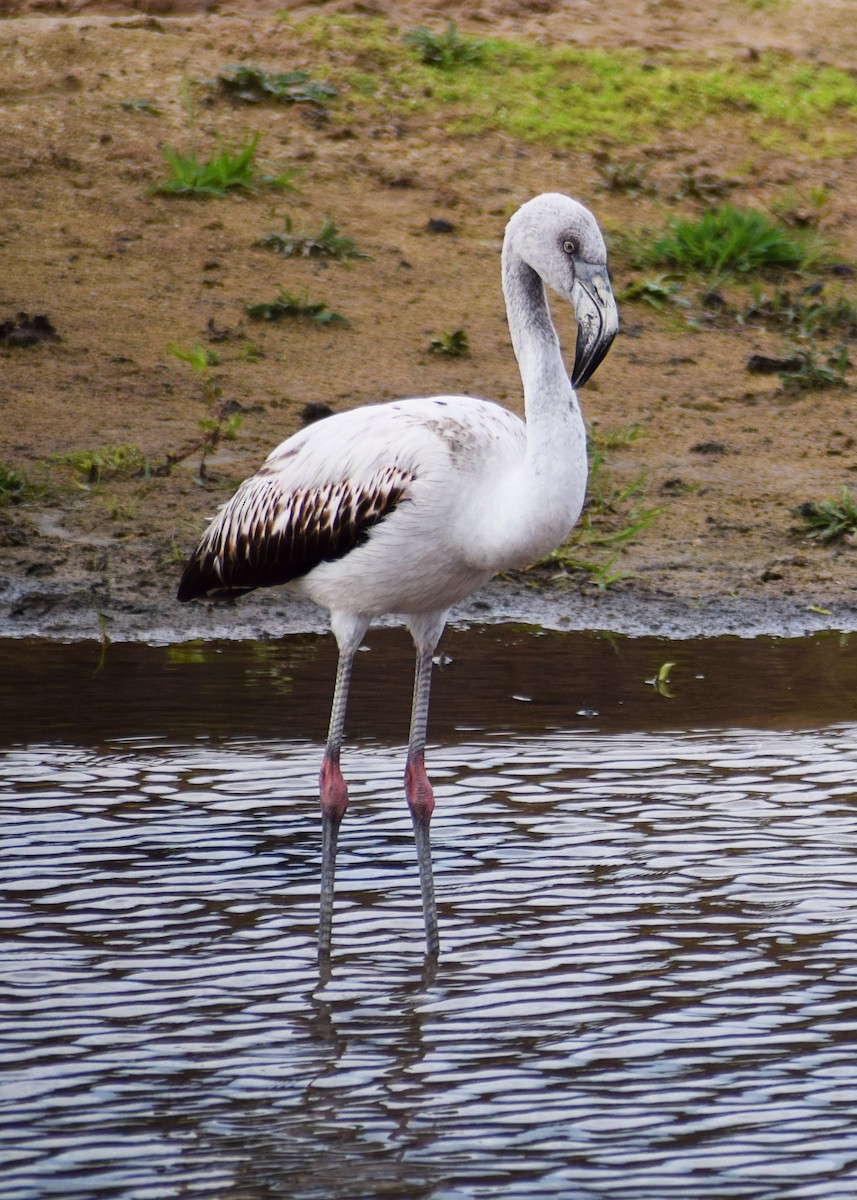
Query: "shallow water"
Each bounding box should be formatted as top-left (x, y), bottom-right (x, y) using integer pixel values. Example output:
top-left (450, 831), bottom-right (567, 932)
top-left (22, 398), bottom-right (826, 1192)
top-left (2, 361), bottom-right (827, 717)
top-left (2, 629), bottom-right (857, 1199)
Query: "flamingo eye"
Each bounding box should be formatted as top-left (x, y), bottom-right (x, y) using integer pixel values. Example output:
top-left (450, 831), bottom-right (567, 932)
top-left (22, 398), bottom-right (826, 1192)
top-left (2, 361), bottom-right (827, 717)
top-left (562, 238), bottom-right (578, 256)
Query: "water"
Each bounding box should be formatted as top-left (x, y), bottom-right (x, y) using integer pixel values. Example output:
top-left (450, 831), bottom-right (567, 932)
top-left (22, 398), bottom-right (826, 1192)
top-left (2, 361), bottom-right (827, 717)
top-left (2, 628), bottom-right (857, 1199)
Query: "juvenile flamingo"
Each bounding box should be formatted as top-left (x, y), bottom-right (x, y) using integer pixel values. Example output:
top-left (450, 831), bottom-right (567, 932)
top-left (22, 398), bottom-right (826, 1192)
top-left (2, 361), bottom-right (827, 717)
top-left (177, 192), bottom-right (618, 959)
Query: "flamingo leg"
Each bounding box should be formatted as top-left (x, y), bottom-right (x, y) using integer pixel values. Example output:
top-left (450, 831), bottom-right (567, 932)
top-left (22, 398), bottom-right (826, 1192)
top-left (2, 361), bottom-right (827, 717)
top-left (318, 648), bottom-right (354, 961)
top-left (405, 646), bottom-right (440, 958)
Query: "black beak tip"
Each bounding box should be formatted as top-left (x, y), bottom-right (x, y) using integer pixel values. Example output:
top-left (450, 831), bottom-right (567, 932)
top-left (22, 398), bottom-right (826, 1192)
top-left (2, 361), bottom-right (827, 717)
top-left (571, 326), bottom-right (617, 390)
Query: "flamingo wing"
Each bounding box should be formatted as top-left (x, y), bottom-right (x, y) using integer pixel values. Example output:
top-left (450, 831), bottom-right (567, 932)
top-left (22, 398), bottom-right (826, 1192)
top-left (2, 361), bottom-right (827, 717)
top-left (177, 461), bottom-right (415, 601)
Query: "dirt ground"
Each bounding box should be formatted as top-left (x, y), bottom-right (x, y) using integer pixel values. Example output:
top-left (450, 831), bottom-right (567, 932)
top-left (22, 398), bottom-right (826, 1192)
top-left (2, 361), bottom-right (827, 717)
top-left (1, 0), bottom-right (856, 642)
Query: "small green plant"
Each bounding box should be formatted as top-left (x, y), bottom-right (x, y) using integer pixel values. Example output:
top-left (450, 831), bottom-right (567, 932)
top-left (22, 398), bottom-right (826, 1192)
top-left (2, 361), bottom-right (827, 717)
top-left (246, 288), bottom-right (347, 325)
top-left (778, 342), bottom-right (850, 390)
top-left (617, 275), bottom-right (688, 311)
top-left (211, 64), bottom-right (338, 105)
top-left (542, 550), bottom-right (637, 591)
top-left (770, 184), bottom-right (831, 228)
top-left (586, 422), bottom-right (647, 503)
top-left (576, 496), bottom-right (662, 549)
top-left (592, 154), bottom-right (653, 196)
top-left (742, 283), bottom-right (857, 338)
top-left (428, 328), bottom-right (469, 357)
top-left (119, 98), bottom-right (161, 116)
top-left (150, 133), bottom-right (298, 197)
top-left (671, 165), bottom-right (740, 203)
top-left (167, 343), bottom-right (220, 370)
top-left (257, 215), bottom-right (369, 261)
top-left (170, 344), bottom-right (220, 369)
top-left (162, 343), bottom-right (242, 480)
top-left (802, 294), bottom-right (857, 337)
top-left (588, 422), bottom-right (647, 451)
top-left (102, 494), bottom-right (139, 521)
top-left (642, 205), bottom-right (819, 275)
top-left (0, 465), bottom-right (36, 504)
top-left (794, 487), bottom-right (857, 543)
top-left (52, 444), bottom-right (149, 486)
top-left (238, 342), bottom-right (262, 362)
top-left (403, 21), bottom-right (485, 68)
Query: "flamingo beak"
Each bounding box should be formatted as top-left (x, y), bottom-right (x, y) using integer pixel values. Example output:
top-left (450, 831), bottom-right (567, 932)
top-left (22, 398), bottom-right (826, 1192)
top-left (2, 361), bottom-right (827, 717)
top-left (570, 262), bottom-right (619, 389)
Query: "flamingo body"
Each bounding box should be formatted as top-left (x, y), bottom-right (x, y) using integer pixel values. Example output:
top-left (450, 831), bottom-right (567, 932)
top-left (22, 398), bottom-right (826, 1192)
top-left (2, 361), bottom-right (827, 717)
top-left (178, 394), bottom-right (584, 619)
top-left (178, 192), bottom-right (619, 960)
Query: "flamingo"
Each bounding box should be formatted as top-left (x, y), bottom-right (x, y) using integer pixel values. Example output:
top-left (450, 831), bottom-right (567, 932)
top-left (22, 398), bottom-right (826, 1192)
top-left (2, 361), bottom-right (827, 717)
top-left (177, 192), bottom-right (618, 960)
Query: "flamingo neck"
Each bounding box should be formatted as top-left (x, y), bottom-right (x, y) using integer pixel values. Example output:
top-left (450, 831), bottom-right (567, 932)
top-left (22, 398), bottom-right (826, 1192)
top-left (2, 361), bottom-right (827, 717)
top-left (457, 246), bottom-right (588, 573)
top-left (501, 252), bottom-right (582, 464)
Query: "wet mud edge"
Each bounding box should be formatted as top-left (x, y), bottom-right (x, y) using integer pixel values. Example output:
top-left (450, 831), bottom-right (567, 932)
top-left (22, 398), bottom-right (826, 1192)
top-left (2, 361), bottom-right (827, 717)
top-left (2, 574), bottom-right (857, 644)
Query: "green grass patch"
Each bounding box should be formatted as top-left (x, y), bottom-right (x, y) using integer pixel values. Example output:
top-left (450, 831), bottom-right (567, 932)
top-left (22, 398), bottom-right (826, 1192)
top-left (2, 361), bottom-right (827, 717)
top-left (294, 15), bottom-right (857, 154)
top-left (52, 444), bottom-right (149, 486)
top-left (150, 133), bottom-right (299, 197)
top-left (638, 206), bottom-right (822, 276)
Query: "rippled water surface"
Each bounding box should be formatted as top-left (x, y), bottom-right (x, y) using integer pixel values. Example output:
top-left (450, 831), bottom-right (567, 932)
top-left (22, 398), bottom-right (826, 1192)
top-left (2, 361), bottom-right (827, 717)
top-left (2, 629), bottom-right (857, 1199)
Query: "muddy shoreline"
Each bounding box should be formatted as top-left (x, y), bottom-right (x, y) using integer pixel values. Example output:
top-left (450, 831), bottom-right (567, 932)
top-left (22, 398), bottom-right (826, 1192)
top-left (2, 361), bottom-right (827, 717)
top-left (3, 571), bottom-right (856, 643)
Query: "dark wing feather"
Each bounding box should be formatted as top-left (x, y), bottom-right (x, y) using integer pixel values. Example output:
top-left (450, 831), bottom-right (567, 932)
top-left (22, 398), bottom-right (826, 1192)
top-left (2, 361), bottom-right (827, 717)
top-left (177, 466), bottom-right (414, 602)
